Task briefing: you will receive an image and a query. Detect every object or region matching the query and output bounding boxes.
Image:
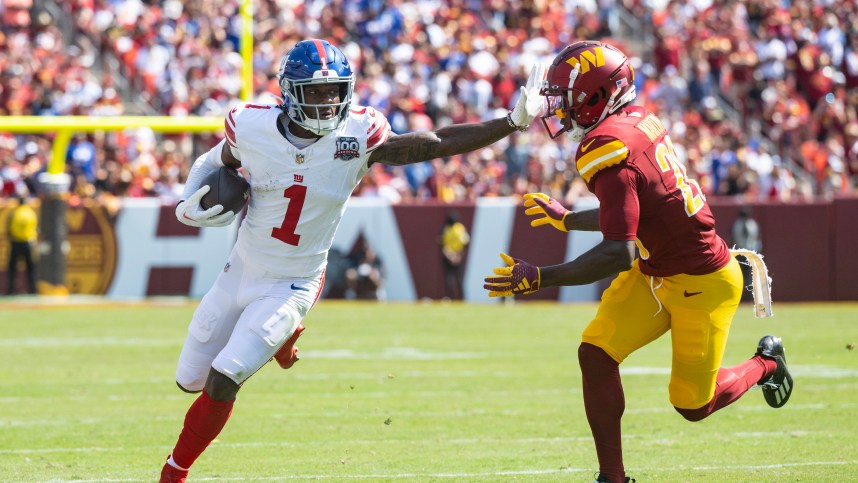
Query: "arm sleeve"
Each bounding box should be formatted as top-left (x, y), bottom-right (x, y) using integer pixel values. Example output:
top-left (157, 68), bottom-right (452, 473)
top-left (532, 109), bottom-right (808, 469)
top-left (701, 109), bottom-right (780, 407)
top-left (180, 139), bottom-right (226, 201)
top-left (592, 165), bottom-right (640, 241)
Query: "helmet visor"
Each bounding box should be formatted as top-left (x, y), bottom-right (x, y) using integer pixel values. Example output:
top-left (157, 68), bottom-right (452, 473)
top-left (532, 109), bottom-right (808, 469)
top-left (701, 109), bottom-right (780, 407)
top-left (540, 88), bottom-right (578, 139)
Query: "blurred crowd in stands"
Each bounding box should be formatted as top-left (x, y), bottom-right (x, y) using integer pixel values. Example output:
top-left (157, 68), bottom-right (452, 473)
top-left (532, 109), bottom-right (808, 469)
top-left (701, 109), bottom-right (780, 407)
top-left (2, 0), bottom-right (857, 207)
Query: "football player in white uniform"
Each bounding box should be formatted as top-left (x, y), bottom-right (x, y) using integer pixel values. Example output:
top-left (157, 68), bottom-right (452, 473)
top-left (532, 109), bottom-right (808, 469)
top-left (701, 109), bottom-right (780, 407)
top-left (160, 38), bottom-right (546, 482)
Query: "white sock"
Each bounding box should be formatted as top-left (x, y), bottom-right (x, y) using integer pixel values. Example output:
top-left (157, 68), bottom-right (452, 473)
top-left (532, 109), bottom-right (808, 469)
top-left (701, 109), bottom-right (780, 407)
top-left (167, 455), bottom-right (189, 471)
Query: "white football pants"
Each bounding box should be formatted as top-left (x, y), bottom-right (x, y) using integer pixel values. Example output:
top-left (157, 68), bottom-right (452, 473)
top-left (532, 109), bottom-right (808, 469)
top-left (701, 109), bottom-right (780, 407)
top-left (175, 249), bottom-right (324, 391)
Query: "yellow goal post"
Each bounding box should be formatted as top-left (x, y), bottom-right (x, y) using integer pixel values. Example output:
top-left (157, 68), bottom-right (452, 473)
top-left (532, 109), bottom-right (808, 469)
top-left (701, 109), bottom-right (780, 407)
top-left (0, 0), bottom-right (254, 177)
top-left (0, 0), bottom-right (255, 294)
top-left (0, 116), bottom-right (224, 178)
top-left (0, 1), bottom-right (253, 297)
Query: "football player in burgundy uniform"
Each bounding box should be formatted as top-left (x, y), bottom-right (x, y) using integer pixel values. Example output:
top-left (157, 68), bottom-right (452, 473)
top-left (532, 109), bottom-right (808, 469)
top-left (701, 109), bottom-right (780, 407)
top-left (160, 39), bottom-right (546, 482)
top-left (483, 41), bottom-right (792, 483)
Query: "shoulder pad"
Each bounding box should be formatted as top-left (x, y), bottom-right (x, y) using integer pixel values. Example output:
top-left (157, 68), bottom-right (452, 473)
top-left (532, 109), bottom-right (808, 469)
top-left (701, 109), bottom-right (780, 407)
top-left (224, 103), bottom-right (277, 150)
top-left (575, 135), bottom-right (630, 183)
top-left (351, 105), bottom-right (391, 153)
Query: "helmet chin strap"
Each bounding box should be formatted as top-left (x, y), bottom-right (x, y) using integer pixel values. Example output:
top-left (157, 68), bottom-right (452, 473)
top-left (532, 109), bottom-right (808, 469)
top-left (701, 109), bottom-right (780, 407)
top-left (563, 64), bottom-right (585, 141)
top-left (302, 117), bottom-right (338, 136)
top-left (569, 126), bottom-right (586, 143)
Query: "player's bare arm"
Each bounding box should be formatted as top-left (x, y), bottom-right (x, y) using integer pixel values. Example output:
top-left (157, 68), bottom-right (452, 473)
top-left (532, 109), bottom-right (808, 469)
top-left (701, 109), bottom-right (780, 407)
top-left (483, 238), bottom-right (635, 298)
top-left (567, 208), bottom-right (600, 231)
top-left (370, 63), bottom-right (546, 166)
top-left (368, 118), bottom-right (514, 166)
top-left (539, 239), bottom-right (636, 287)
top-left (221, 144), bottom-right (241, 169)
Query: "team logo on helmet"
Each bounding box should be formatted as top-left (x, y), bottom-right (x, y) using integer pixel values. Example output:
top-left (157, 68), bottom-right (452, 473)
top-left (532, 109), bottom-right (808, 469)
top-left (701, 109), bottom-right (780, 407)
top-left (334, 136), bottom-right (360, 160)
top-left (564, 46), bottom-right (605, 74)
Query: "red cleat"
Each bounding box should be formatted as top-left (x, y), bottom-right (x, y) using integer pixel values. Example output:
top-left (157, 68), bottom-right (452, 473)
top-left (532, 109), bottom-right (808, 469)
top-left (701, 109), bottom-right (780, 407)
top-left (159, 458), bottom-right (188, 483)
top-left (274, 324), bottom-right (305, 369)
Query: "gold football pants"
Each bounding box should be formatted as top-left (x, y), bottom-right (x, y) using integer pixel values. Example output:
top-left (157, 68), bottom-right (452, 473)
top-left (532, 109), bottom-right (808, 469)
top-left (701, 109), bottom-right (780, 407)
top-left (582, 257), bottom-right (743, 409)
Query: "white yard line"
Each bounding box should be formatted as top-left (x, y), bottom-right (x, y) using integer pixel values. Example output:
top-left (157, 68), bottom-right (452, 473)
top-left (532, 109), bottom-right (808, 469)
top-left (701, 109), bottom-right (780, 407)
top-left (2, 402), bottom-right (856, 428)
top-left (21, 460), bottom-right (858, 483)
top-left (0, 424), bottom-right (849, 455)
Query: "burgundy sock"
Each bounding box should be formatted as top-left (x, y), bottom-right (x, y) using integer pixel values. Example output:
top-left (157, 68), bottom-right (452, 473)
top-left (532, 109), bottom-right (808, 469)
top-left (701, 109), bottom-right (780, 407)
top-left (675, 355), bottom-right (777, 421)
top-left (579, 342), bottom-right (625, 483)
top-left (170, 390), bottom-right (235, 469)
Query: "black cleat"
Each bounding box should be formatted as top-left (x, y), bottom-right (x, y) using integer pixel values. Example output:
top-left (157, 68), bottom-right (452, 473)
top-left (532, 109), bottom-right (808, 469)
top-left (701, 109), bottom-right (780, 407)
top-left (756, 335), bottom-right (794, 408)
top-left (594, 473), bottom-right (635, 483)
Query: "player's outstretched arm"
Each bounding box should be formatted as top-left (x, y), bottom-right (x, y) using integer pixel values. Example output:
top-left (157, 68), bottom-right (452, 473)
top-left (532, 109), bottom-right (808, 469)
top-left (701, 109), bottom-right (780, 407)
top-left (540, 239), bottom-right (636, 287)
top-left (368, 118), bottom-right (512, 166)
top-left (369, 64), bottom-right (546, 166)
top-left (481, 239), bottom-right (635, 297)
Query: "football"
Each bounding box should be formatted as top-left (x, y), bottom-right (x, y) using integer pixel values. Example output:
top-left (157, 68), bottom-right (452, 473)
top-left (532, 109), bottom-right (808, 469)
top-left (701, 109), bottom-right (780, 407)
top-left (199, 166), bottom-right (250, 214)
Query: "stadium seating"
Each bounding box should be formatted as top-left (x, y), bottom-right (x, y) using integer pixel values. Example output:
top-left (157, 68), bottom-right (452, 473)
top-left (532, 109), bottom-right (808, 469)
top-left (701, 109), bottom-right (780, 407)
top-left (1, 0), bottom-right (855, 202)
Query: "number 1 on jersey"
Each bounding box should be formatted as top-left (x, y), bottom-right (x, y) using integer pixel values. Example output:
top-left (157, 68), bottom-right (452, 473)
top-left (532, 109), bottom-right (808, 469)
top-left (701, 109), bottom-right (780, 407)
top-left (271, 184), bottom-right (307, 246)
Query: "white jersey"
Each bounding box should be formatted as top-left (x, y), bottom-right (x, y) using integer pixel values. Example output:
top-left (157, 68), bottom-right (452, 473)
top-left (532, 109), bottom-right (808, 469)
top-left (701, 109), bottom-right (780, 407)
top-left (224, 103), bottom-right (391, 278)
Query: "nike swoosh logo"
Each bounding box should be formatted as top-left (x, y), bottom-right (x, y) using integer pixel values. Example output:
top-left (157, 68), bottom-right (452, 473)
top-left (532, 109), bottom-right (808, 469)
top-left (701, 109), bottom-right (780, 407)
top-left (291, 284), bottom-right (309, 292)
top-left (684, 290), bottom-right (702, 297)
top-left (581, 139), bottom-right (597, 152)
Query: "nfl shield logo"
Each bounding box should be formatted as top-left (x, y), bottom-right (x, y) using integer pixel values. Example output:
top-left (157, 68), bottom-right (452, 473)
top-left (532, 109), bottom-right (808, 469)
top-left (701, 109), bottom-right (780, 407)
top-left (295, 153), bottom-right (305, 164)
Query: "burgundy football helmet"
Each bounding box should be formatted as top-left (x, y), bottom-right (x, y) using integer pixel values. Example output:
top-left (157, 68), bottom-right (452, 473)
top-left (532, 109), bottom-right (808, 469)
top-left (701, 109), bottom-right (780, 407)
top-left (540, 41), bottom-right (636, 141)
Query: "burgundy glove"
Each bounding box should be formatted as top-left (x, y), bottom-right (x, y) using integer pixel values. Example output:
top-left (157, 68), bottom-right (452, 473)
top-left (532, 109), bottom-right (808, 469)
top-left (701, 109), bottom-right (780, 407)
top-left (483, 253), bottom-right (541, 297)
top-left (523, 192), bottom-right (570, 232)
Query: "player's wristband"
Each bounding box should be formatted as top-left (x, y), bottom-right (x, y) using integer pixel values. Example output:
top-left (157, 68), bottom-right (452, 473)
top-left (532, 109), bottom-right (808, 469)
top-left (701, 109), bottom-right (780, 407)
top-left (507, 111), bottom-right (529, 131)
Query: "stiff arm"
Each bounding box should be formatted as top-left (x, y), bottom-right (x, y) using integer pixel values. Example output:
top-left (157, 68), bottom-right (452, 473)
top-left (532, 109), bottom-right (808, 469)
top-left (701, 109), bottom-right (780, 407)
top-left (368, 118), bottom-right (515, 166)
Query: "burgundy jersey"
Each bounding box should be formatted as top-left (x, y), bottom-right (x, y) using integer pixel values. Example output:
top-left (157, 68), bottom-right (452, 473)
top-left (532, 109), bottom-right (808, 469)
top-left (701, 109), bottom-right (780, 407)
top-left (576, 105), bottom-right (731, 277)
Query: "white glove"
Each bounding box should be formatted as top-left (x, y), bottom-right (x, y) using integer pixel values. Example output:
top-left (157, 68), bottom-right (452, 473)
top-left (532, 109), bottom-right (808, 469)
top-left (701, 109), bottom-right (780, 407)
top-left (508, 63), bottom-right (547, 130)
top-left (175, 185), bottom-right (236, 227)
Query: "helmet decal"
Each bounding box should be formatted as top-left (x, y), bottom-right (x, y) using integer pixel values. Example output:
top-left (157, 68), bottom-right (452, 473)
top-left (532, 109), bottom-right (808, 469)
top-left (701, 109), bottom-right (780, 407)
top-left (564, 46), bottom-right (605, 74)
top-left (312, 39), bottom-right (329, 70)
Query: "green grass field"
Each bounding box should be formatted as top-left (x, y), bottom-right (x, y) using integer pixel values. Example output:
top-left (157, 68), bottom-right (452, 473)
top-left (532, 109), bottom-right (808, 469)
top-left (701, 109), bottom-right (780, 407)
top-left (1, 300), bottom-right (857, 482)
